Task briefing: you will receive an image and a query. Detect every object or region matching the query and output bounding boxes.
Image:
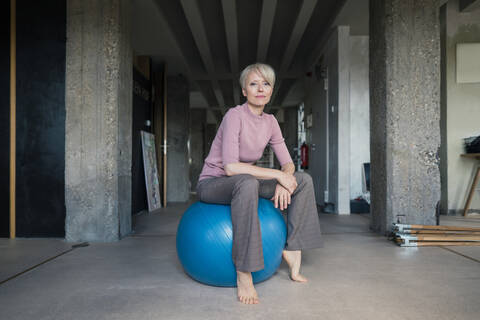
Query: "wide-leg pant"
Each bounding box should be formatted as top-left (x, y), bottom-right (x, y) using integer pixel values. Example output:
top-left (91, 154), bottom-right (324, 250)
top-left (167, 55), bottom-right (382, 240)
top-left (196, 172), bottom-right (323, 272)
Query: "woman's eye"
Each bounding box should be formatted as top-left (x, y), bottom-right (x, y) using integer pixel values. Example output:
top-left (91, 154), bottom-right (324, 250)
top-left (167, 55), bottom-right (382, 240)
top-left (264, 82), bottom-right (270, 86)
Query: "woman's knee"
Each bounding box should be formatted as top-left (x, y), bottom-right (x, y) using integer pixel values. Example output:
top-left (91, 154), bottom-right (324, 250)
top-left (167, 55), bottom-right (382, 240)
top-left (295, 172), bottom-right (313, 186)
top-left (233, 174), bottom-right (259, 192)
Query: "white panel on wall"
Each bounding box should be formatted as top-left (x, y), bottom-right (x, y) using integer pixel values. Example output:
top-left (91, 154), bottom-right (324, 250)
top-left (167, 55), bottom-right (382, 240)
top-left (456, 43), bottom-right (480, 83)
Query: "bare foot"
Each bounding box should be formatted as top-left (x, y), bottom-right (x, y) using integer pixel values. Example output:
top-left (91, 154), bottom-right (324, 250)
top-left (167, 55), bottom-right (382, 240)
top-left (236, 271), bottom-right (259, 304)
top-left (282, 250), bottom-right (307, 282)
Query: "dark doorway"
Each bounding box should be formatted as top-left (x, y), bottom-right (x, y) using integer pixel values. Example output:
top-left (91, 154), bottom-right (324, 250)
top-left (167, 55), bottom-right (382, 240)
top-left (15, 0), bottom-right (66, 237)
top-left (132, 66), bottom-right (153, 214)
top-left (0, 0), bottom-right (10, 237)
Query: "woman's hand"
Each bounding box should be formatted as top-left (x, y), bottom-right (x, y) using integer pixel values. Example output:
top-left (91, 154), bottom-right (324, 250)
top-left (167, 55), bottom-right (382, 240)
top-left (271, 184), bottom-right (291, 210)
top-left (277, 172), bottom-right (298, 194)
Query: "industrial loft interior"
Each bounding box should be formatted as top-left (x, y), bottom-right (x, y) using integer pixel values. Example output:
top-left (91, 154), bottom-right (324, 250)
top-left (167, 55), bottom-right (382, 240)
top-left (1, 0), bottom-right (480, 319)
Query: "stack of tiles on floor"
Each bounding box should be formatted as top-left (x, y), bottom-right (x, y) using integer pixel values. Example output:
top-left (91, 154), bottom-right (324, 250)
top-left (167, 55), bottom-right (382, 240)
top-left (393, 223), bottom-right (480, 247)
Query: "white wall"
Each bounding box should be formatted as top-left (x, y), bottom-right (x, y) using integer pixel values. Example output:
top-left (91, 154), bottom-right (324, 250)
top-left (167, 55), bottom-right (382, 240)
top-left (337, 26), bottom-right (351, 214)
top-left (349, 36), bottom-right (370, 198)
top-left (443, 0), bottom-right (480, 214)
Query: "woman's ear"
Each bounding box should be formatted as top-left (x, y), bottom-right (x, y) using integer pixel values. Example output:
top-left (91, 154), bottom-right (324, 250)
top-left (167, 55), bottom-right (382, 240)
top-left (242, 88), bottom-right (246, 97)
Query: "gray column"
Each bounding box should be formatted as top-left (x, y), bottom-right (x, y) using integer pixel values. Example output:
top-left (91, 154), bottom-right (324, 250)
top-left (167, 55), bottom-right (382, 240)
top-left (167, 76), bottom-right (190, 203)
top-left (370, 0), bottom-right (441, 234)
top-left (65, 0), bottom-right (132, 242)
top-left (189, 109), bottom-right (206, 192)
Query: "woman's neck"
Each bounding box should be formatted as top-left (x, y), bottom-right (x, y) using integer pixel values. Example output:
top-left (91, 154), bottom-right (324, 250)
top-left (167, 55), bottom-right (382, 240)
top-left (247, 102), bottom-right (265, 116)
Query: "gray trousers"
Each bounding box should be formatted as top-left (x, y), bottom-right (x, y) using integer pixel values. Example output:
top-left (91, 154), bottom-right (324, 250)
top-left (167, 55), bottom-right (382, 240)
top-left (196, 172), bottom-right (323, 272)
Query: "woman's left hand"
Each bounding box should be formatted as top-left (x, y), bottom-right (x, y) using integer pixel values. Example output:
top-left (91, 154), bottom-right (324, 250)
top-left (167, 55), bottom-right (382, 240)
top-left (271, 184), bottom-right (292, 210)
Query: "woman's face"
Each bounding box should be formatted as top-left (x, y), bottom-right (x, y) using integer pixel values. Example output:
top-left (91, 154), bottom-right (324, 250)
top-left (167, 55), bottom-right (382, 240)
top-left (242, 71), bottom-right (273, 107)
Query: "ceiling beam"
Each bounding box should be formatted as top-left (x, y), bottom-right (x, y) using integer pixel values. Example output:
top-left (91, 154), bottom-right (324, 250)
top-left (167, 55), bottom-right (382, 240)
top-left (221, 0), bottom-right (239, 73)
top-left (180, 0), bottom-right (215, 72)
top-left (152, 0), bottom-right (221, 113)
top-left (460, 0), bottom-right (480, 11)
top-left (180, 0), bottom-right (226, 112)
top-left (279, 0), bottom-right (317, 71)
top-left (305, 0), bottom-right (348, 70)
top-left (151, 1), bottom-right (194, 79)
top-left (221, 0), bottom-right (240, 106)
top-left (276, 0), bottom-right (347, 109)
top-left (257, 0), bottom-right (277, 62)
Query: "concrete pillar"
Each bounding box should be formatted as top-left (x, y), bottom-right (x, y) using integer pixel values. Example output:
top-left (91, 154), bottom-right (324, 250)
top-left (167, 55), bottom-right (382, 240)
top-left (370, 0), bottom-right (441, 234)
top-left (167, 76), bottom-right (190, 203)
top-left (189, 109), bottom-right (206, 192)
top-left (65, 0), bottom-right (132, 242)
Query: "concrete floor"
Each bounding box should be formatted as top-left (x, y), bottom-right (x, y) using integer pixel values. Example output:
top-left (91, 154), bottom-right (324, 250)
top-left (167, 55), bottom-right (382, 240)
top-left (1, 202), bottom-right (479, 320)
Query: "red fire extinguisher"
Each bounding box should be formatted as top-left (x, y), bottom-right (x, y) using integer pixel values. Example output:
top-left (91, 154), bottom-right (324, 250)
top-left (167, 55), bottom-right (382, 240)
top-left (300, 142), bottom-right (309, 169)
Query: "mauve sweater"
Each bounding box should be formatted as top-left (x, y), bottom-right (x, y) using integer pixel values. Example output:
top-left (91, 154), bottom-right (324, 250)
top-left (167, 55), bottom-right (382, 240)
top-left (198, 102), bottom-right (293, 181)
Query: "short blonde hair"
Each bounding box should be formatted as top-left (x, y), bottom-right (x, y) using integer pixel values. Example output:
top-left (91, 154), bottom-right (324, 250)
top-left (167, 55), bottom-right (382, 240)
top-left (239, 63), bottom-right (276, 89)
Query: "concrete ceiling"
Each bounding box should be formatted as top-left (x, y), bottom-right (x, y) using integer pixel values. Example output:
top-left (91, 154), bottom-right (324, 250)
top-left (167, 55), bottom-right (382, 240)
top-left (132, 0), bottom-right (359, 118)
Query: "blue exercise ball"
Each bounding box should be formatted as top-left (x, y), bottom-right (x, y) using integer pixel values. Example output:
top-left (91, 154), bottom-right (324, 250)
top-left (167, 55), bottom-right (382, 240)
top-left (176, 198), bottom-right (287, 287)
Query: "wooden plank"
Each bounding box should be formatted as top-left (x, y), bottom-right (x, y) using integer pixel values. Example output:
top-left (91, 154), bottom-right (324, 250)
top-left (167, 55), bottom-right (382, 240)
top-left (397, 234), bottom-right (480, 241)
top-left (396, 238), bottom-right (480, 247)
top-left (10, 0), bottom-right (16, 239)
top-left (414, 242), bottom-right (480, 247)
top-left (395, 224), bottom-right (480, 232)
top-left (461, 153), bottom-right (480, 160)
top-left (413, 234), bottom-right (480, 241)
top-left (401, 230), bottom-right (480, 234)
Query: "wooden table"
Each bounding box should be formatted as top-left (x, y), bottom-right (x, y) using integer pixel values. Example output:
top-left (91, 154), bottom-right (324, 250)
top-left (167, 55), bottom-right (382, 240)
top-left (461, 153), bottom-right (480, 216)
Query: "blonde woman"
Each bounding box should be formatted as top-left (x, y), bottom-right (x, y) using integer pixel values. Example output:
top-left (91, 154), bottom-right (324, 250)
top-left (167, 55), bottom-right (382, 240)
top-left (197, 63), bottom-right (323, 304)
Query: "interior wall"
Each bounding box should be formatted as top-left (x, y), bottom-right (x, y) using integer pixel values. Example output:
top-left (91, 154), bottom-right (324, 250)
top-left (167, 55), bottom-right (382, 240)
top-left (349, 35), bottom-right (370, 199)
top-left (304, 77), bottom-right (328, 204)
top-left (337, 26), bottom-right (351, 214)
top-left (443, 0), bottom-right (480, 214)
top-left (16, 0), bottom-right (66, 236)
top-left (0, 0), bottom-right (10, 237)
top-left (326, 28), bottom-right (340, 210)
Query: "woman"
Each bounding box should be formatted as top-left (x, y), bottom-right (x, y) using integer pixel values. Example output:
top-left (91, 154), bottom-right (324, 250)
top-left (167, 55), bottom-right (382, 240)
top-left (197, 63), bottom-right (322, 304)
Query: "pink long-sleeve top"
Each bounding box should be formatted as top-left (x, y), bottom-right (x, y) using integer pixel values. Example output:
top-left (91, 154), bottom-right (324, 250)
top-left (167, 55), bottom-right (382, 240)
top-left (198, 102), bottom-right (293, 181)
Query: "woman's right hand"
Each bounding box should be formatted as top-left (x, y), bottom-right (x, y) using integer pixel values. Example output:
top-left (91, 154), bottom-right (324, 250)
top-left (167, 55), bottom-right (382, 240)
top-left (277, 172), bottom-right (298, 194)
